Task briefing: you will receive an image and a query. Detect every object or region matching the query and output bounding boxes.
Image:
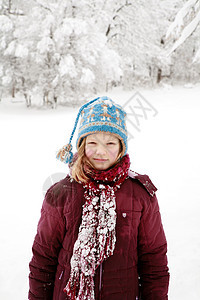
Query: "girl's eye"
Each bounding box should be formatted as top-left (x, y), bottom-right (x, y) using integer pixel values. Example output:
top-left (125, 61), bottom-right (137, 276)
top-left (88, 142), bottom-right (96, 145)
top-left (107, 142), bottom-right (115, 145)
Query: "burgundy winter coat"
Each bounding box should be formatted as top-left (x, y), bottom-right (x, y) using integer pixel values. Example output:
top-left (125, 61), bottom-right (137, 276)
top-left (29, 171), bottom-right (169, 300)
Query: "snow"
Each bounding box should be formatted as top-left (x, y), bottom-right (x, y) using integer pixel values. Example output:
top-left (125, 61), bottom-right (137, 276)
top-left (80, 68), bottom-right (95, 85)
top-left (169, 9), bottom-right (200, 54)
top-left (166, 0), bottom-right (200, 56)
top-left (0, 15), bottom-right (13, 32)
top-left (166, 0), bottom-right (198, 39)
top-left (193, 46), bottom-right (200, 62)
top-left (0, 85), bottom-right (200, 299)
top-left (1, 75), bottom-right (12, 86)
top-left (59, 55), bottom-right (77, 78)
top-left (15, 44), bottom-right (29, 58)
top-left (37, 37), bottom-right (54, 54)
top-left (4, 40), bottom-right (16, 56)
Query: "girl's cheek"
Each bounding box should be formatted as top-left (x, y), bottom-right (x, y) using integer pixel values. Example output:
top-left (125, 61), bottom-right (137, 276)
top-left (108, 148), bottom-right (120, 159)
top-left (85, 148), bottom-right (94, 158)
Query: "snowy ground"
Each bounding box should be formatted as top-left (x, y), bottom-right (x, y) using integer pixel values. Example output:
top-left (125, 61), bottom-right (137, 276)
top-left (0, 85), bottom-right (200, 299)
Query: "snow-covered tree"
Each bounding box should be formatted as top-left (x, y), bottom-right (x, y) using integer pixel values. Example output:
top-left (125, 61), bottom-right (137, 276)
top-left (1, 0), bottom-right (123, 107)
top-left (0, 0), bottom-right (31, 101)
top-left (104, 0), bottom-right (183, 87)
top-left (1, 0), bottom-right (200, 107)
top-left (0, 6), bottom-right (14, 97)
top-left (166, 0), bottom-right (200, 62)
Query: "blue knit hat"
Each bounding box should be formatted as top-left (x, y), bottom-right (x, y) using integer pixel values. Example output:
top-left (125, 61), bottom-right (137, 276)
top-left (56, 96), bottom-right (128, 164)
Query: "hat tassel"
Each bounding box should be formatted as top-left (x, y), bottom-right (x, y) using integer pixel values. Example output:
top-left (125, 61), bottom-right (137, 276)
top-left (56, 143), bottom-right (73, 164)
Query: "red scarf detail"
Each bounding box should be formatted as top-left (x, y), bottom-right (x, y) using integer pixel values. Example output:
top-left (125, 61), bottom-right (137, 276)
top-left (85, 153), bottom-right (130, 186)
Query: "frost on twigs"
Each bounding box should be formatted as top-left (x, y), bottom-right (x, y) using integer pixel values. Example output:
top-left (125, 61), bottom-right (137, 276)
top-left (0, 1), bottom-right (123, 107)
top-left (165, 0), bottom-right (200, 61)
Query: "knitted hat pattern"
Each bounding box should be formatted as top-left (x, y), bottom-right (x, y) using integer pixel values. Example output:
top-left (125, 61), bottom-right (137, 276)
top-left (56, 96), bottom-right (128, 164)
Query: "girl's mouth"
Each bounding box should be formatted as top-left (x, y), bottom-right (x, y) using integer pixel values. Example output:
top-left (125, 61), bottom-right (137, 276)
top-left (93, 158), bottom-right (108, 162)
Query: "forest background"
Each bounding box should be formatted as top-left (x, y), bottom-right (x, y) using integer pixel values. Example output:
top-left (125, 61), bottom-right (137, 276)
top-left (1, 0), bottom-right (200, 107)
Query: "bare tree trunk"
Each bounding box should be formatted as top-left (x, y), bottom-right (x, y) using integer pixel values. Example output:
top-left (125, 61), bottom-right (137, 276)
top-left (43, 93), bottom-right (47, 106)
top-left (8, 0), bottom-right (12, 12)
top-left (24, 93), bottom-right (31, 107)
top-left (157, 68), bottom-right (162, 83)
top-left (12, 84), bottom-right (15, 98)
top-left (53, 95), bottom-right (57, 109)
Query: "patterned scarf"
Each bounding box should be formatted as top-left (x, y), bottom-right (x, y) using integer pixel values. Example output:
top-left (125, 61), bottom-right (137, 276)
top-left (64, 154), bottom-right (130, 300)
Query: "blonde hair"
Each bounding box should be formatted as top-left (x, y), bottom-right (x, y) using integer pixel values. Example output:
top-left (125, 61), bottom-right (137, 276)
top-left (71, 136), bottom-right (124, 183)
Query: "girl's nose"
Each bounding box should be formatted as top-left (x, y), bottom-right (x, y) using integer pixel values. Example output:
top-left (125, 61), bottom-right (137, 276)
top-left (95, 144), bottom-right (107, 155)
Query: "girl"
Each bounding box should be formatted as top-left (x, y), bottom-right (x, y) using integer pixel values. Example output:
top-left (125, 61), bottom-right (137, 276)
top-left (29, 96), bottom-right (169, 300)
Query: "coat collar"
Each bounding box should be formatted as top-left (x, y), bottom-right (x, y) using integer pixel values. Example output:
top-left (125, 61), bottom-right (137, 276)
top-left (128, 169), bottom-right (157, 197)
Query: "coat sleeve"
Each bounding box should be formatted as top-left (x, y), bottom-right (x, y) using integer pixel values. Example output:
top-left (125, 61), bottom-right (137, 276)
top-left (28, 186), bottom-right (66, 299)
top-left (137, 194), bottom-right (169, 300)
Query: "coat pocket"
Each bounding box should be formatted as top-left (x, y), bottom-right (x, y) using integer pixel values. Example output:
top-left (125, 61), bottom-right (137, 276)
top-left (116, 209), bottom-right (141, 250)
top-left (117, 210), bottom-right (141, 227)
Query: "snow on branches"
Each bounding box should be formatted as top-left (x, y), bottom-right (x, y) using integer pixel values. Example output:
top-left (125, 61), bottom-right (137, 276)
top-left (0, 0), bottom-right (123, 107)
top-left (166, 0), bottom-right (200, 61)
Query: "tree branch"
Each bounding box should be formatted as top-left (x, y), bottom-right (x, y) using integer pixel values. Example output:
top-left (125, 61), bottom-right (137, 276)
top-left (105, 1), bottom-right (132, 37)
top-left (33, 0), bottom-right (52, 13)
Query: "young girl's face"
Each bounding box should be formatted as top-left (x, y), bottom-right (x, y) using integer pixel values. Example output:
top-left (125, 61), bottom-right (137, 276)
top-left (85, 132), bottom-right (121, 170)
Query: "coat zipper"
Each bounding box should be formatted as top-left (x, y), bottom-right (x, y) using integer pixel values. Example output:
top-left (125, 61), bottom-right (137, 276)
top-left (59, 270), bottom-right (64, 280)
top-left (99, 263), bottom-right (103, 292)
